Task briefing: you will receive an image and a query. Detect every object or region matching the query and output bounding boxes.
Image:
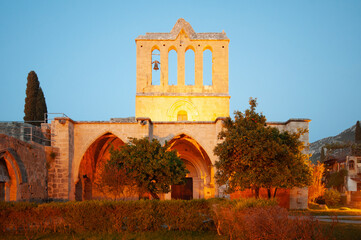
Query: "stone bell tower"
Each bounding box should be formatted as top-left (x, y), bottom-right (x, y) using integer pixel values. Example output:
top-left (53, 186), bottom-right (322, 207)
top-left (135, 18), bottom-right (230, 121)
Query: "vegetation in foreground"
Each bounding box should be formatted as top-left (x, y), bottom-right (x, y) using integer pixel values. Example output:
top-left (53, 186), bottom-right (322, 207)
top-left (0, 198), bottom-right (338, 240)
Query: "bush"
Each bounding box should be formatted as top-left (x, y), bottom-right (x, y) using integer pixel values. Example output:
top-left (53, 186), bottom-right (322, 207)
top-left (324, 189), bottom-right (341, 207)
top-left (2, 197), bottom-right (322, 239)
top-left (213, 205), bottom-right (326, 239)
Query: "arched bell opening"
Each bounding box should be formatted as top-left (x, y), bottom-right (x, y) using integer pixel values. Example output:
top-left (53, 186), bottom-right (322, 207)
top-left (76, 133), bottom-right (125, 200)
top-left (168, 134), bottom-right (213, 199)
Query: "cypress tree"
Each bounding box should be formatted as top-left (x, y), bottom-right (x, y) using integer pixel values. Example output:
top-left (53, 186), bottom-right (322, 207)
top-left (356, 121), bottom-right (361, 144)
top-left (24, 71), bottom-right (40, 124)
top-left (36, 87), bottom-right (47, 125)
top-left (24, 71), bottom-right (47, 126)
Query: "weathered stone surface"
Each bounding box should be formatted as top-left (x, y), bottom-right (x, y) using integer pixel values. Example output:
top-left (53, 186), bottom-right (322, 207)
top-left (0, 134), bottom-right (49, 201)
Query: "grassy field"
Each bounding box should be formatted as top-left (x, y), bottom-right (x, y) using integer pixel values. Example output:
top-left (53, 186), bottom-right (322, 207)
top-left (0, 231), bottom-right (226, 240)
top-left (322, 223), bottom-right (361, 240)
top-left (290, 207), bottom-right (361, 216)
top-left (2, 224), bottom-right (361, 240)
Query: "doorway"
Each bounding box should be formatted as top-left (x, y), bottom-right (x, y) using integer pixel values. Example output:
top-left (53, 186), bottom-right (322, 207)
top-left (171, 177), bottom-right (193, 200)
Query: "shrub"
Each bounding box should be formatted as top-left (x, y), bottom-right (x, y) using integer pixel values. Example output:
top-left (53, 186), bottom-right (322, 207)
top-left (213, 205), bottom-right (327, 240)
top-left (324, 189), bottom-right (341, 207)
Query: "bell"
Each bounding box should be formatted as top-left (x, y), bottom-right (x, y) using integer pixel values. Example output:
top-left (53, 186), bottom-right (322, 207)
top-left (152, 60), bottom-right (160, 71)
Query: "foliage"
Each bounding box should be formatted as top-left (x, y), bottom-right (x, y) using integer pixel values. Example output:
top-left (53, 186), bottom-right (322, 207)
top-left (323, 142), bottom-right (352, 150)
top-left (24, 71), bottom-right (40, 124)
top-left (351, 144), bottom-right (361, 156)
top-left (356, 121), bottom-right (361, 144)
top-left (214, 98), bottom-right (312, 198)
top-left (23, 71), bottom-right (47, 126)
top-left (212, 205), bottom-right (326, 240)
top-left (94, 160), bottom-right (138, 200)
top-left (326, 168), bottom-right (347, 189)
top-left (308, 162), bottom-right (326, 203)
top-left (324, 189), bottom-right (341, 207)
top-left (0, 199), bottom-right (278, 235)
top-left (109, 137), bottom-right (189, 199)
top-left (320, 147), bottom-right (325, 162)
top-left (35, 87), bottom-right (47, 124)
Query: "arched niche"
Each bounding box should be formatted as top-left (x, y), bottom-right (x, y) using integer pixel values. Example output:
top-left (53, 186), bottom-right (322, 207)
top-left (167, 99), bottom-right (199, 121)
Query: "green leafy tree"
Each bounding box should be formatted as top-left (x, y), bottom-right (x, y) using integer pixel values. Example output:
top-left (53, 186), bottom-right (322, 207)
top-left (326, 168), bottom-right (348, 190)
top-left (108, 137), bottom-right (189, 199)
top-left (214, 98), bottom-right (312, 198)
top-left (94, 160), bottom-right (138, 200)
top-left (24, 71), bottom-right (47, 126)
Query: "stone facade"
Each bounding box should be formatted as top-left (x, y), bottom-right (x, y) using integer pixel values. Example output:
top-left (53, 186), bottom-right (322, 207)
top-left (0, 19), bottom-right (310, 209)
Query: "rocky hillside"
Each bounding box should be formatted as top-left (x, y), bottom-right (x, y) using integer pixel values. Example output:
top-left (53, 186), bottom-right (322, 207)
top-left (309, 124), bottom-right (356, 164)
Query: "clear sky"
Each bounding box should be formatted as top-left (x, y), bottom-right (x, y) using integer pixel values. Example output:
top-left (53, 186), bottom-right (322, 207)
top-left (0, 0), bottom-right (360, 143)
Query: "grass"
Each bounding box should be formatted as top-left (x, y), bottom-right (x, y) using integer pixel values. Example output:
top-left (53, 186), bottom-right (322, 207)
top-left (321, 223), bottom-right (361, 240)
top-left (2, 225), bottom-right (361, 240)
top-left (290, 207), bottom-right (361, 216)
top-left (0, 231), bottom-right (226, 240)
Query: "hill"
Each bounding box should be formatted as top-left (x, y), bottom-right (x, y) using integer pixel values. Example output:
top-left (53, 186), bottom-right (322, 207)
top-left (309, 123), bottom-right (357, 164)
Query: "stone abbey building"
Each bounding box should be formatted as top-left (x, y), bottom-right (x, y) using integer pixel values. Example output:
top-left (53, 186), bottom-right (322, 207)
top-left (0, 19), bottom-right (310, 208)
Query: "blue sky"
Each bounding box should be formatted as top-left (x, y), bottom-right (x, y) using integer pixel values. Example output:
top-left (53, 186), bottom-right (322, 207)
top-left (0, 0), bottom-right (360, 143)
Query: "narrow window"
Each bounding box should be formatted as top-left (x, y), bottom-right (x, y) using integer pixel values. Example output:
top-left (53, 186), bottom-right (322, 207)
top-left (177, 110), bottom-right (188, 121)
top-left (185, 49), bottom-right (195, 85)
top-left (151, 49), bottom-right (160, 85)
top-left (203, 49), bottom-right (212, 86)
top-left (168, 49), bottom-right (177, 85)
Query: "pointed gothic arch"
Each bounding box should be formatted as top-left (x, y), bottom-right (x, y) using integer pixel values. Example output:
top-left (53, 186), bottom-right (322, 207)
top-left (75, 132), bottom-right (125, 200)
top-left (0, 149), bottom-right (26, 201)
top-left (167, 134), bottom-right (213, 199)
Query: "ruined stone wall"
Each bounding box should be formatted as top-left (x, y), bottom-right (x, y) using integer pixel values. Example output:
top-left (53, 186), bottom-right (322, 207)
top-left (0, 134), bottom-right (48, 201)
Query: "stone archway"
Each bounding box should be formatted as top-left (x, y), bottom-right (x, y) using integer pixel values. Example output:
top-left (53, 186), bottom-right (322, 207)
top-left (168, 134), bottom-right (213, 199)
top-left (75, 132), bottom-right (125, 200)
top-left (0, 150), bottom-right (24, 201)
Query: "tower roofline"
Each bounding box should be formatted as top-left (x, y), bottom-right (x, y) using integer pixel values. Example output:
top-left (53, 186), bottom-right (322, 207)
top-left (136, 18), bottom-right (229, 41)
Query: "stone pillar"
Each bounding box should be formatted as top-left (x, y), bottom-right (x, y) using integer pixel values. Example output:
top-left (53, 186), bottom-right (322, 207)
top-left (48, 118), bottom-right (74, 200)
top-left (289, 187), bottom-right (308, 209)
top-left (195, 47), bottom-right (203, 87)
top-left (160, 47), bottom-right (168, 87)
top-left (178, 46), bottom-right (185, 86)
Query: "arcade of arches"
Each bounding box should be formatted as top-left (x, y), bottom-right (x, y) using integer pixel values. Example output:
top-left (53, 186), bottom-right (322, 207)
top-left (75, 133), bottom-right (213, 200)
top-left (0, 19), bottom-right (310, 209)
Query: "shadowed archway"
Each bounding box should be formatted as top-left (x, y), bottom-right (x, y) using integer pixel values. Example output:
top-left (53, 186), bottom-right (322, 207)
top-left (76, 132), bottom-right (124, 200)
top-left (0, 149), bottom-right (25, 201)
top-left (168, 134), bottom-right (213, 199)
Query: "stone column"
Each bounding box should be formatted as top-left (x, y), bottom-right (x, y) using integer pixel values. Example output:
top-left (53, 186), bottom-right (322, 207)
top-left (160, 47), bottom-right (168, 87)
top-left (195, 47), bottom-right (203, 87)
top-left (178, 46), bottom-right (185, 86)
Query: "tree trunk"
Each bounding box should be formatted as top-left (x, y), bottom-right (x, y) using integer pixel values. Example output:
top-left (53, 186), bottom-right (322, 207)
top-left (273, 188), bottom-right (278, 198)
top-left (267, 188), bottom-right (271, 199)
top-left (150, 191), bottom-right (160, 200)
top-left (255, 187), bottom-right (260, 199)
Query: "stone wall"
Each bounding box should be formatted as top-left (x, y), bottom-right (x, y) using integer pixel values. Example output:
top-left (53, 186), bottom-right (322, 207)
top-left (0, 134), bottom-right (49, 201)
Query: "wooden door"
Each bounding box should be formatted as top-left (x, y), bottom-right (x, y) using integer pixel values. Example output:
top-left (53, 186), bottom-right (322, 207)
top-left (171, 178), bottom-right (193, 200)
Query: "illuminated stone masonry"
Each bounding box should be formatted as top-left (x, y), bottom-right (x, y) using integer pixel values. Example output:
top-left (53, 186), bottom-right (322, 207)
top-left (0, 19), bottom-right (310, 209)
